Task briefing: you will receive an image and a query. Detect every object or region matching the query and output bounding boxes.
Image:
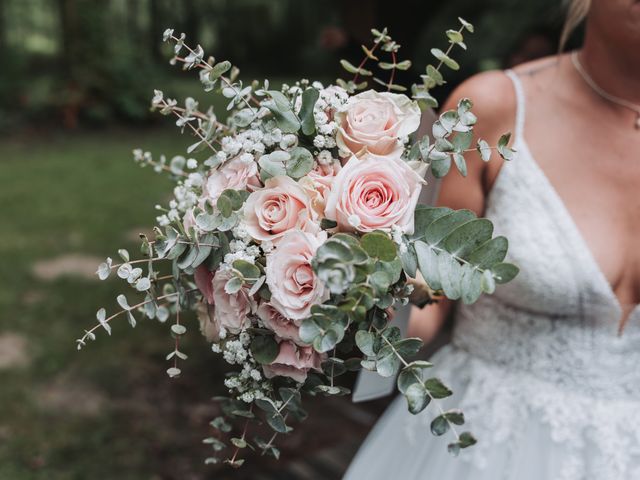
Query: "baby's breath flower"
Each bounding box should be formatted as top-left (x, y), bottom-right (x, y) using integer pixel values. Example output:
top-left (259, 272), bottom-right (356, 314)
top-left (317, 150), bottom-right (333, 165)
top-left (314, 111), bottom-right (328, 125)
top-left (313, 135), bottom-right (326, 149)
top-left (186, 158), bottom-right (198, 169)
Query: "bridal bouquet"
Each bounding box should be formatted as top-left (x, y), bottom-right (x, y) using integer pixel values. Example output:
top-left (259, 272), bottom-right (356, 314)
top-left (78, 19), bottom-right (518, 466)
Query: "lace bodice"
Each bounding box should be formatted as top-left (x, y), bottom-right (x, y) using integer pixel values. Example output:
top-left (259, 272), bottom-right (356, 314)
top-left (444, 70), bottom-right (640, 478)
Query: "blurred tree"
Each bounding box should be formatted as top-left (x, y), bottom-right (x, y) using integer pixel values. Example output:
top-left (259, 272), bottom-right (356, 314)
top-left (0, 0), bottom-right (6, 50)
top-left (149, 0), bottom-right (165, 61)
top-left (0, 0), bottom-right (580, 132)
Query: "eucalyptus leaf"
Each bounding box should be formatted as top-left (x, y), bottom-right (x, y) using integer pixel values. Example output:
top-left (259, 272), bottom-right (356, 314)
top-left (425, 377), bottom-right (453, 399)
top-left (250, 335), bottom-right (279, 364)
top-left (355, 330), bottom-right (376, 357)
top-left (360, 232), bottom-right (397, 262)
top-left (299, 88), bottom-right (319, 136)
top-left (376, 345), bottom-right (401, 378)
top-left (477, 139), bottom-right (492, 161)
top-left (492, 262), bottom-right (520, 284)
top-left (431, 415), bottom-right (451, 436)
top-left (405, 381), bottom-right (430, 414)
top-left (286, 147), bottom-right (314, 179)
top-left (431, 48), bottom-right (460, 70)
top-left (437, 252), bottom-right (462, 299)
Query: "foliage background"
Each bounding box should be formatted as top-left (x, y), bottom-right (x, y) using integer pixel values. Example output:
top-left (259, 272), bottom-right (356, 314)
top-left (0, 0), bottom-right (575, 478)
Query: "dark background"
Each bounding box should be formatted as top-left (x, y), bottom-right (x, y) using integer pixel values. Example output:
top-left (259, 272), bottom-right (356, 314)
top-left (0, 1), bottom-right (578, 479)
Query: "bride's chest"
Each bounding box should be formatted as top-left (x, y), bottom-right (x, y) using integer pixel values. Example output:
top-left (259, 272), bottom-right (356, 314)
top-left (520, 128), bottom-right (640, 307)
top-left (484, 150), bottom-right (640, 317)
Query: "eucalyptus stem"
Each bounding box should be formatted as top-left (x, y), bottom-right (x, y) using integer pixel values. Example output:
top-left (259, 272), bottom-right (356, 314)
top-left (387, 50), bottom-right (398, 92)
top-left (353, 38), bottom-right (382, 85)
top-left (108, 257), bottom-right (169, 271)
top-left (172, 292), bottom-right (181, 371)
top-left (375, 326), bottom-right (461, 442)
top-left (170, 35), bottom-right (259, 112)
top-left (433, 26), bottom-right (465, 74)
top-left (260, 413), bottom-right (289, 455)
top-left (158, 98), bottom-right (219, 152)
top-left (78, 288), bottom-right (197, 345)
top-left (141, 158), bottom-right (189, 177)
top-left (229, 405), bottom-right (253, 465)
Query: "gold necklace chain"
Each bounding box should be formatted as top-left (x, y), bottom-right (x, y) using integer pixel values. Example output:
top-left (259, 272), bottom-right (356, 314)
top-left (571, 51), bottom-right (640, 130)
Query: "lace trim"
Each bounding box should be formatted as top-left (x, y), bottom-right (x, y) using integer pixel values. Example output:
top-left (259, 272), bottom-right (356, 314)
top-left (454, 295), bottom-right (640, 400)
top-left (410, 346), bottom-right (640, 480)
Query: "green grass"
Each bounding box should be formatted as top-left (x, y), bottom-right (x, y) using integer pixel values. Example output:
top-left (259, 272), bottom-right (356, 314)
top-left (0, 127), bottom-right (238, 479)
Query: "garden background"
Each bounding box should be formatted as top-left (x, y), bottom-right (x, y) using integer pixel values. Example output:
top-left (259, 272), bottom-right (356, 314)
top-left (0, 1), bottom-right (576, 478)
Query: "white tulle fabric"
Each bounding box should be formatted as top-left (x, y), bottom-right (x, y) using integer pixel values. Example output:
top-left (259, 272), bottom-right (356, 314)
top-left (344, 70), bottom-right (640, 480)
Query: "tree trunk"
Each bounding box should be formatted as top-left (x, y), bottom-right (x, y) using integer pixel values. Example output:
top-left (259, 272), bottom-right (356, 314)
top-left (182, 0), bottom-right (199, 41)
top-left (0, 0), bottom-right (6, 51)
top-left (149, 0), bottom-right (163, 61)
top-left (57, 0), bottom-right (77, 63)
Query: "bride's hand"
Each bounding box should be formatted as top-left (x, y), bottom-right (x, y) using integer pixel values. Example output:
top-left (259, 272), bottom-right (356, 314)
top-left (407, 272), bottom-right (438, 308)
top-left (407, 273), bottom-right (452, 342)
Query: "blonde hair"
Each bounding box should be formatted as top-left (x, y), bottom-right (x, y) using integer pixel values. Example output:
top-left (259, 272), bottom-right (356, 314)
top-left (559, 0), bottom-right (591, 51)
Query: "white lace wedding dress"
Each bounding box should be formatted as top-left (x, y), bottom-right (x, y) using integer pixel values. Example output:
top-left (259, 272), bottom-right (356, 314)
top-left (344, 71), bottom-right (640, 480)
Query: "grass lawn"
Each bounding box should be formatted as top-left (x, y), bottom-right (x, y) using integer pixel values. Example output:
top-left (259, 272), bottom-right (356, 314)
top-left (0, 126), bottom-right (384, 480)
top-left (0, 127), bottom-right (223, 480)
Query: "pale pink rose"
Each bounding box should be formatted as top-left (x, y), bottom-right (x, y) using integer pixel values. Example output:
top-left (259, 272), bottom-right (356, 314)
top-left (335, 90), bottom-right (421, 157)
top-left (203, 154), bottom-right (260, 204)
top-left (195, 266), bottom-right (254, 334)
top-left (256, 302), bottom-right (302, 344)
top-left (324, 153), bottom-right (424, 234)
top-left (195, 266), bottom-right (254, 339)
top-left (300, 160), bottom-right (341, 215)
top-left (194, 265), bottom-right (215, 304)
top-left (243, 176), bottom-right (319, 244)
top-left (265, 230), bottom-right (329, 321)
top-left (262, 340), bottom-right (323, 383)
top-left (196, 301), bottom-right (221, 342)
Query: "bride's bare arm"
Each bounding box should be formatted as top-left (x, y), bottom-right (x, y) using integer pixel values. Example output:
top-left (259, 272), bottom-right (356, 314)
top-left (408, 71), bottom-right (515, 342)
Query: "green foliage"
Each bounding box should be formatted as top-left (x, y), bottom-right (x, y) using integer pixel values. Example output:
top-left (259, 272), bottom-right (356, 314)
top-left (264, 90), bottom-right (300, 133)
top-left (298, 88), bottom-right (320, 136)
top-left (249, 335), bottom-right (279, 364)
top-left (409, 206), bottom-right (518, 303)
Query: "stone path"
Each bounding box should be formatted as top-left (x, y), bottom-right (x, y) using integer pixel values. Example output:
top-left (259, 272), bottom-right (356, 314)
top-left (32, 253), bottom-right (102, 281)
top-left (0, 332), bottom-right (30, 369)
top-left (36, 375), bottom-right (105, 417)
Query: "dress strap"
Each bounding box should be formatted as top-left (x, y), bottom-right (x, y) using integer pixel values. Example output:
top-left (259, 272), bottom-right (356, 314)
top-left (504, 69), bottom-right (526, 142)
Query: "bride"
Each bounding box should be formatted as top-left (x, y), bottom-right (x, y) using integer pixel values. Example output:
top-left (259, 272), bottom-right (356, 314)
top-left (345, 0), bottom-right (640, 478)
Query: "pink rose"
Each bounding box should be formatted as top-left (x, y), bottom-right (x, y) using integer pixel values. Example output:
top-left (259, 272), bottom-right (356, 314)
top-left (265, 230), bottom-right (329, 321)
top-left (243, 176), bottom-right (319, 244)
top-left (203, 153), bottom-right (260, 204)
top-left (300, 160), bottom-right (342, 215)
top-left (324, 153), bottom-right (424, 234)
top-left (196, 301), bottom-right (221, 342)
top-left (194, 265), bottom-right (215, 304)
top-left (194, 266), bottom-right (254, 334)
top-left (256, 302), bottom-right (302, 345)
top-left (262, 340), bottom-right (323, 383)
top-left (212, 269), bottom-right (254, 333)
top-left (336, 90), bottom-right (420, 157)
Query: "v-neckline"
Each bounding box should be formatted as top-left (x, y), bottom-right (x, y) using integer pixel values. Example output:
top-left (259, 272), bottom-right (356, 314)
top-left (515, 137), bottom-right (640, 324)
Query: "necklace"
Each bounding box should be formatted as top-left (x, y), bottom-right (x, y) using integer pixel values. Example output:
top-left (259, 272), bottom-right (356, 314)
top-left (571, 51), bottom-right (640, 129)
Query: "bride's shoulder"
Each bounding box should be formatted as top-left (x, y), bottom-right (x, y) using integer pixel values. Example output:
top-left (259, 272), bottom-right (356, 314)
top-left (442, 70), bottom-right (515, 135)
top-left (441, 70), bottom-right (516, 143)
top-left (442, 54), bottom-right (567, 127)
